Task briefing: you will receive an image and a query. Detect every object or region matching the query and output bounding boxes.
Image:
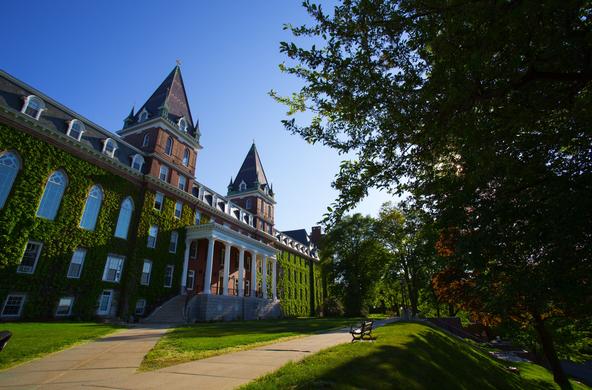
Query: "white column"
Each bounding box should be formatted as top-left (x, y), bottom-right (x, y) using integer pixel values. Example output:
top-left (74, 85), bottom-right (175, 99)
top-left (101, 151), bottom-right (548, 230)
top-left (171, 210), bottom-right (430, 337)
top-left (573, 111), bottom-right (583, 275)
top-left (250, 252), bottom-right (257, 298)
top-left (238, 248), bottom-right (245, 297)
top-left (262, 256), bottom-right (268, 299)
top-left (272, 258), bottom-right (277, 300)
top-left (203, 238), bottom-right (215, 294)
top-left (180, 239), bottom-right (191, 294)
top-left (223, 242), bottom-right (231, 296)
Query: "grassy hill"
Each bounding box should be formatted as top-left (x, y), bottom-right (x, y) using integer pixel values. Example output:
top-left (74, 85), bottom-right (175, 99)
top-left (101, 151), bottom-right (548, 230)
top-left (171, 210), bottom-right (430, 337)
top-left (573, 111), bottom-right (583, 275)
top-left (242, 322), bottom-right (589, 389)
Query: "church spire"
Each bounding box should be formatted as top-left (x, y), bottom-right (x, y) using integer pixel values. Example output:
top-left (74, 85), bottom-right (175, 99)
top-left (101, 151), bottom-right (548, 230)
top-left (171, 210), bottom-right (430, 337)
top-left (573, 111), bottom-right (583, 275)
top-left (228, 143), bottom-right (271, 196)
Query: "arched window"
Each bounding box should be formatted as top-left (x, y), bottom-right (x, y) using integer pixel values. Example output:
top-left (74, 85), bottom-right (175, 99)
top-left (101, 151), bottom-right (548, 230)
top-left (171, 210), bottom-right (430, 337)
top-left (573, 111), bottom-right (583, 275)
top-left (37, 170), bottom-right (68, 220)
top-left (21, 95), bottom-right (45, 120)
top-left (142, 134), bottom-right (150, 147)
top-left (114, 197), bottom-right (134, 239)
top-left (79, 185), bottom-right (103, 231)
top-left (239, 181), bottom-right (246, 191)
top-left (138, 109), bottom-right (148, 122)
top-left (102, 138), bottom-right (117, 158)
top-left (164, 136), bottom-right (173, 155)
top-left (178, 117), bottom-right (188, 132)
top-left (131, 154), bottom-right (144, 171)
top-left (0, 152), bottom-right (21, 209)
top-left (66, 119), bottom-right (85, 141)
top-left (182, 148), bottom-right (190, 166)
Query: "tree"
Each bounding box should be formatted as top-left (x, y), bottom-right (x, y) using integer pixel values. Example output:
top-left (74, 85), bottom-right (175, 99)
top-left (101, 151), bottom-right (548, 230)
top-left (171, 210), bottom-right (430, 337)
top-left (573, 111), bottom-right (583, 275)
top-left (275, 1), bottom-right (592, 387)
top-left (320, 214), bottom-right (388, 316)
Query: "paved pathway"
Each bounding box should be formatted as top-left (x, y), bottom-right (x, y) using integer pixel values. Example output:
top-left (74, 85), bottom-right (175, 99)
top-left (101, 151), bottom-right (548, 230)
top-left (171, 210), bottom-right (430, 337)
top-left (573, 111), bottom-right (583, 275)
top-left (0, 319), bottom-right (395, 389)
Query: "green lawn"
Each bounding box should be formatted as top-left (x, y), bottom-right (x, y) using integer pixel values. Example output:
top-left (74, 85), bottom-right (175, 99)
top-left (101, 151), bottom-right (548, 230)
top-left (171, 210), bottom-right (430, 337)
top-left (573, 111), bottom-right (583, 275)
top-left (0, 322), bottom-right (121, 370)
top-left (242, 322), bottom-right (589, 390)
top-left (141, 317), bottom-right (361, 370)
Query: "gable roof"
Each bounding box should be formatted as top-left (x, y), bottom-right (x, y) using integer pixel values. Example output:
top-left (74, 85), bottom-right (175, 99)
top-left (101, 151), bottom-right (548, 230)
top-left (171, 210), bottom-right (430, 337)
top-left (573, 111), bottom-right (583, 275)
top-left (229, 142), bottom-right (270, 193)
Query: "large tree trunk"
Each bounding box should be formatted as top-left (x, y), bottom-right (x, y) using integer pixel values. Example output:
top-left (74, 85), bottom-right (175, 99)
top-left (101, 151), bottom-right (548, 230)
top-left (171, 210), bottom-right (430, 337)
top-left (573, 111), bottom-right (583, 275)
top-left (533, 315), bottom-right (571, 389)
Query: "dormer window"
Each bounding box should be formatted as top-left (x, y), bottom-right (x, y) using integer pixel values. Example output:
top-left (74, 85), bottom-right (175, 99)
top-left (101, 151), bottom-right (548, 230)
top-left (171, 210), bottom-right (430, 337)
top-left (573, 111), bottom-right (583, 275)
top-left (239, 181), bottom-right (247, 191)
top-left (66, 119), bottom-right (85, 141)
top-left (102, 138), bottom-right (117, 158)
top-left (131, 154), bottom-right (144, 171)
top-left (178, 117), bottom-right (188, 132)
top-left (138, 109), bottom-right (148, 123)
top-left (21, 95), bottom-right (45, 120)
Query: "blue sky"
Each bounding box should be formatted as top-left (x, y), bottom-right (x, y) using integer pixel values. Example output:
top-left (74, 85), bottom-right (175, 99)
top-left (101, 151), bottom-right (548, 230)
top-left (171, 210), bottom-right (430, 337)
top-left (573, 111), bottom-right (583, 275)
top-left (1, 1), bottom-right (393, 231)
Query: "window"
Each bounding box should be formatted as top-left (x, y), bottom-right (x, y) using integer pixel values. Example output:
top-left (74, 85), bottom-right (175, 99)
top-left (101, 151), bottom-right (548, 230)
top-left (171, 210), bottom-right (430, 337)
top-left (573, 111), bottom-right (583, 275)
top-left (268, 205), bottom-right (272, 215)
top-left (186, 270), bottom-right (195, 290)
top-left (1, 294), bottom-right (25, 317)
top-left (178, 175), bottom-right (187, 191)
top-left (138, 109), bottom-right (148, 122)
top-left (159, 165), bottom-right (169, 182)
top-left (140, 260), bottom-right (152, 286)
top-left (17, 241), bottom-right (42, 274)
top-left (142, 134), bottom-right (150, 147)
top-left (239, 181), bottom-right (246, 191)
top-left (147, 225), bottom-right (158, 248)
top-left (21, 95), bottom-right (45, 120)
top-left (79, 185), bottom-right (103, 231)
top-left (36, 170), bottom-right (67, 220)
top-left (55, 297), bottom-right (74, 316)
top-left (174, 201), bottom-right (182, 219)
top-left (102, 255), bottom-right (124, 283)
top-left (169, 231), bottom-right (178, 253)
top-left (245, 198), bottom-right (252, 209)
top-left (164, 265), bottom-right (174, 288)
top-left (182, 149), bottom-right (190, 166)
top-left (135, 299), bottom-right (146, 315)
top-left (178, 117), bottom-right (188, 132)
top-left (97, 290), bottom-right (113, 315)
top-left (67, 248), bottom-right (86, 278)
top-left (114, 197), bottom-right (134, 239)
top-left (66, 119), bottom-right (85, 141)
top-left (131, 154), bottom-right (144, 171)
top-left (165, 136), bottom-right (173, 155)
top-left (153, 192), bottom-right (164, 211)
top-left (194, 210), bottom-right (201, 224)
top-left (102, 138), bottom-right (117, 158)
top-left (0, 151), bottom-right (21, 209)
top-left (245, 280), bottom-right (250, 296)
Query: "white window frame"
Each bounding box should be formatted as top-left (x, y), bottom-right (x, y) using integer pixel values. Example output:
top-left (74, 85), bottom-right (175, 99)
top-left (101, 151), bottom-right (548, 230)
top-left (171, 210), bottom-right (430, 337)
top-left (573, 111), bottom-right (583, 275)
top-left (154, 192), bottom-right (164, 211)
top-left (97, 289), bottom-right (113, 315)
top-left (102, 138), bottom-right (118, 158)
top-left (66, 119), bottom-right (85, 141)
top-left (142, 134), bottom-right (150, 147)
top-left (36, 170), bottom-right (68, 220)
top-left (174, 201), bottom-right (182, 219)
top-left (147, 225), bottom-right (158, 248)
top-left (135, 299), bottom-right (146, 315)
top-left (17, 240), bottom-right (43, 274)
top-left (164, 265), bottom-right (174, 288)
top-left (178, 175), bottom-right (187, 191)
top-left (169, 231), bottom-right (178, 253)
top-left (194, 210), bottom-right (201, 224)
top-left (140, 259), bottom-right (152, 286)
top-left (138, 109), bottom-right (149, 123)
top-left (1, 294), bottom-right (26, 318)
top-left (79, 184), bottom-right (103, 231)
top-left (178, 117), bottom-right (188, 132)
top-left (114, 197), bottom-right (134, 239)
top-left (21, 95), bottom-right (45, 120)
top-left (0, 151), bottom-right (21, 209)
top-left (186, 270), bottom-right (195, 291)
top-left (165, 136), bottom-right (173, 156)
top-left (182, 148), bottom-right (190, 166)
top-left (159, 165), bottom-right (169, 182)
top-left (239, 180), bottom-right (247, 191)
top-left (131, 154), bottom-right (144, 171)
top-left (102, 255), bottom-right (125, 283)
top-left (67, 248), bottom-right (86, 279)
top-left (55, 297), bottom-right (74, 317)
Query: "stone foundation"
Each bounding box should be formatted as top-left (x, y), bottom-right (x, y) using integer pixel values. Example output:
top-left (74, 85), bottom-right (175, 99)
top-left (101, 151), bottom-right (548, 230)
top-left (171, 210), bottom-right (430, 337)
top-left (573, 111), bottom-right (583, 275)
top-left (186, 293), bottom-right (282, 322)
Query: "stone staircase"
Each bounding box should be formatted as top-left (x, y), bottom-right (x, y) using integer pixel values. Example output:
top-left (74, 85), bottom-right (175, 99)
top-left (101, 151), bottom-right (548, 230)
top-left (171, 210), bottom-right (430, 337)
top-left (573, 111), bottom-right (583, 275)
top-left (142, 295), bottom-right (187, 324)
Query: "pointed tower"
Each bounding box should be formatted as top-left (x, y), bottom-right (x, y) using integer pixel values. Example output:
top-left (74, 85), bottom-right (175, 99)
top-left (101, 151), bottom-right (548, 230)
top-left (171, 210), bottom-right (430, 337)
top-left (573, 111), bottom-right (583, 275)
top-left (227, 143), bottom-right (276, 234)
top-left (118, 65), bottom-right (202, 193)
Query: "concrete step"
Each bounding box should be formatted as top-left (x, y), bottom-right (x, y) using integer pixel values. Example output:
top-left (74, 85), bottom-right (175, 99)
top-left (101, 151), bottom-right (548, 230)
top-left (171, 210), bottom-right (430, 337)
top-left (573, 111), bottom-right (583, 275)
top-left (142, 295), bottom-right (187, 324)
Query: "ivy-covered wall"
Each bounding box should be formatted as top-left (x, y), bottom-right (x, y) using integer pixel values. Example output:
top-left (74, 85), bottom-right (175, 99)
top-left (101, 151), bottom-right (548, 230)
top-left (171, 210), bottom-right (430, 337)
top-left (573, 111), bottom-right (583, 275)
top-left (0, 124), bottom-right (142, 320)
top-left (277, 249), bottom-right (323, 317)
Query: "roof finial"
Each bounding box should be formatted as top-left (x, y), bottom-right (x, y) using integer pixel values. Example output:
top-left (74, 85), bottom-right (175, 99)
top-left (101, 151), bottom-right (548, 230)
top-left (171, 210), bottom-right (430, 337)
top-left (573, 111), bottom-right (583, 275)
top-left (176, 59), bottom-right (182, 67)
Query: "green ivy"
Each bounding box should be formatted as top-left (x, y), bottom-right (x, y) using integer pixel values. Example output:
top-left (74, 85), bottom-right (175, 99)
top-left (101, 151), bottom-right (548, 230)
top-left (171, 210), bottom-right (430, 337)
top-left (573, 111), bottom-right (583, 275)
top-left (277, 250), bottom-right (323, 317)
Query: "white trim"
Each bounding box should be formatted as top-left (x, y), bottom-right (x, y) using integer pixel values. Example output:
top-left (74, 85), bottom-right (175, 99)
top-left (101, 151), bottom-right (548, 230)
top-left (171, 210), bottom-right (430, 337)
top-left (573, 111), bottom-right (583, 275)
top-left (16, 240), bottom-right (43, 274)
top-left (55, 296), bottom-right (74, 317)
top-left (66, 119), bottom-right (85, 141)
top-left (1, 293), bottom-right (26, 318)
top-left (20, 95), bottom-right (46, 120)
top-left (138, 108), bottom-right (149, 123)
top-left (118, 118), bottom-right (202, 151)
top-left (178, 117), bottom-right (188, 132)
top-left (130, 154), bottom-right (144, 171)
top-left (97, 289), bottom-right (114, 315)
top-left (102, 138), bottom-right (118, 158)
top-left (164, 264), bottom-right (174, 288)
top-left (140, 259), bottom-right (152, 286)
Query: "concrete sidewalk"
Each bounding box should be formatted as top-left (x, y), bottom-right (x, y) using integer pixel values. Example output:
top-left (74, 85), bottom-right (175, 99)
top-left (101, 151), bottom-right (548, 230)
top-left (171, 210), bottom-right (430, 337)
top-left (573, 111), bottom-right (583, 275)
top-left (0, 319), bottom-right (395, 389)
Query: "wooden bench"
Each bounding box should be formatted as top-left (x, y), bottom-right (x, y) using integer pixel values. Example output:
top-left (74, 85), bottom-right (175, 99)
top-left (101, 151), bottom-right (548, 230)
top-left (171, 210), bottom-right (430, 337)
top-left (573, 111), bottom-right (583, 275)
top-left (0, 330), bottom-right (12, 352)
top-left (350, 319), bottom-right (374, 342)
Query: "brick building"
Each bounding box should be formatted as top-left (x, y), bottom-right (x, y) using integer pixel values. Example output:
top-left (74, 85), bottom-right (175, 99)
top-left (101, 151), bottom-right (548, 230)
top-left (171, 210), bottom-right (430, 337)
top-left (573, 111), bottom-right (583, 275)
top-left (0, 66), bottom-right (323, 322)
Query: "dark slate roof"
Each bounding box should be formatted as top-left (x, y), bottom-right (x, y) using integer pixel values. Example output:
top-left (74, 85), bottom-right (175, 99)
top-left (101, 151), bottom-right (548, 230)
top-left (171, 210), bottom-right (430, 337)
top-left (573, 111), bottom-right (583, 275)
top-left (229, 143), bottom-right (271, 193)
top-left (282, 229), bottom-right (310, 246)
top-left (125, 66), bottom-right (197, 137)
top-left (0, 70), bottom-right (145, 171)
